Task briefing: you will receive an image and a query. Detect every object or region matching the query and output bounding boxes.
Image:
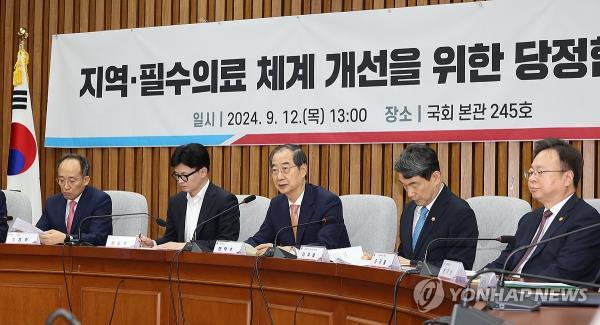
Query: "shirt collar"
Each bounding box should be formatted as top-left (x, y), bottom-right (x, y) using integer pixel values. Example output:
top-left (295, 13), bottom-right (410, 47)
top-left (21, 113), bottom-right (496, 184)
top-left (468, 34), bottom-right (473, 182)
top-left (424, 183), bottom-right (444, 211)
top-left (288, 190), bottom-right (305, 207)
top-left (187, 180), bottom-right (210, 202)
top-left (68, 191), bottom-right (84, 206)
top-left (547, 193), bottom-right (574, 216)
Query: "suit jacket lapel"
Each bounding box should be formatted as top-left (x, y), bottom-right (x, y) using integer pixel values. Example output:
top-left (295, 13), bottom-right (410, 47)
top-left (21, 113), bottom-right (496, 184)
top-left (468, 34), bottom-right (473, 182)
top-left (529, 194), bottom-right (577, 260)
top-left (414, 185), bottom-right (450, 256)
top-left (56, 197), bottom-right (68, 233)
top-left (296, 184), bottom-right (314, 245)
top-left (175, 194), bottom-right (187, 242)
top-left (195, 182), bottom-right (216, 236)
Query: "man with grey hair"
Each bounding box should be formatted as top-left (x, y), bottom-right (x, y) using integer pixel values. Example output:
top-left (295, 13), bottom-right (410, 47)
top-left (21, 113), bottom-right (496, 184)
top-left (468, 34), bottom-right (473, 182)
top-left (246, 144), bottom-right (350, 255)
top-left (37, 153), bottom-right (112, 246)
top-left (395, 144), bottom-right (478, 269)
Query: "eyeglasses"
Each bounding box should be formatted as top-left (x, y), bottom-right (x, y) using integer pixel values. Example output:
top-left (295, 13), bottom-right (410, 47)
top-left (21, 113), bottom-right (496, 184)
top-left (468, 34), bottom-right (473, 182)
top-left (271, 165), bottom-right (298, 176)
top-left (523, 169), bottom-right (567, 180)
top-left (171, 169), bottom-right (199, 182)
top-left (56, 177), bottom-right (82, 187)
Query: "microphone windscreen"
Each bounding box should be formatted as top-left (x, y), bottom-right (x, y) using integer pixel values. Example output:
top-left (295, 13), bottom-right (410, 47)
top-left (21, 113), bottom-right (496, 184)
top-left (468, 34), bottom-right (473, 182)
top-left (155, 218), bottom-right (167, 227)
top-left (243, 195), bottom-right (257, 204)
top-left (497, 235), bottom-right (515, 244)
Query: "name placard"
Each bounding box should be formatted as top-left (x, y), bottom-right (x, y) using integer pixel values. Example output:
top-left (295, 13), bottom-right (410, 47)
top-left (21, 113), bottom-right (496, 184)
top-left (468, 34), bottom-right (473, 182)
top-left (106, 235), bottom-right (140, 248)
top-left (297, 246), bottom-right (329, 262)
top-left (438, 259), bottom-right (468, 285)
top-left (213, 241), bottom-right (246, 255)
top-left (5, 232), bottom-right (40, 245)
top-left (369, 252), bottom-right (401, 270)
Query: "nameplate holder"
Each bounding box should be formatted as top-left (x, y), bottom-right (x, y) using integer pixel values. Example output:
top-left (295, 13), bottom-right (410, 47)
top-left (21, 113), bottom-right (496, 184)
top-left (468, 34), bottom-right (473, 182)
top-left (5, 232), bottom-right (40, 245)
top-left (437, 259), bottom-right (468, 285)
top-left (106, 235), bottom-right (140, 248)
top-left (213, 241), bottom-right (246, 255)
top-left (369, 252), bottom-right (401, 270)
top-left (297, 246), bottom-right (329, 262)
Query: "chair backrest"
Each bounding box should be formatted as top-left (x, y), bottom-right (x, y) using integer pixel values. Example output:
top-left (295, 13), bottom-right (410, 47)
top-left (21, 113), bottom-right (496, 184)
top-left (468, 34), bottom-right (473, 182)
top-left (466, 196), bottom-right (531, 270)
top-left (340, 194), bottom-right (398, 253)
top-left (584, 199), bottom-right (600, 214)
top-left (105, 191), bottom-right (149, 236)
top-left (237, 195), bottom-right (271, 242)
top-left (2, 190), bottom-right (33, 229)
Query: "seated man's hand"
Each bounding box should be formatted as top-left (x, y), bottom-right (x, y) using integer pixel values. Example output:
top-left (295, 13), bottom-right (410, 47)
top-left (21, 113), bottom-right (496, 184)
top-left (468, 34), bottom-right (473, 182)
top-left (138, 235), bottom-right (155, 248)
top-left (155, 241), bottom-right (186, 250)
top-left (40, 230), bottom-right (67, 245)
top-left (254, 243), bottom-right (273, 256)
top-left (398, 256), bottom-right (411, 266)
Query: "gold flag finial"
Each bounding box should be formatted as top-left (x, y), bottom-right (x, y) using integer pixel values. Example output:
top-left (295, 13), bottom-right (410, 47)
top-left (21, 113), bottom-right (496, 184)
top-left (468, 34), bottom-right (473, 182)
top-left (13, 27), bottom-right (30, 86)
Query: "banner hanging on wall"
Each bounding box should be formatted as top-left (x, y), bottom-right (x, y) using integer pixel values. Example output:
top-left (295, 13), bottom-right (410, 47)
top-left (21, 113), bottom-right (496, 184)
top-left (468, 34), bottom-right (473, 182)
top-left (46, 0), bottom-right (600, 147)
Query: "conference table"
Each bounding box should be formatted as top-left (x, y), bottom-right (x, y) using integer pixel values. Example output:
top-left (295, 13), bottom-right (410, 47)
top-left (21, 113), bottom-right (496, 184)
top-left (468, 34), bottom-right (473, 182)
top-left (0, 244), bottom-right (596, 324)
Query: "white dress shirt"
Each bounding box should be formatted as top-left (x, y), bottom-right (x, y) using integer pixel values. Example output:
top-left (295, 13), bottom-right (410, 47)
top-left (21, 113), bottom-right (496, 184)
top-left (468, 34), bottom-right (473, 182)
top-left (184, 181), bottom-right (210, 242)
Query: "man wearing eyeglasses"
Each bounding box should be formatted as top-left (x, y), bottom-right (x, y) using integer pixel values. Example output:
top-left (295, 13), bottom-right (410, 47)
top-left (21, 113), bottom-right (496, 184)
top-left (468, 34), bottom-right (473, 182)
top-left (486, 138), bottom-right (600, 282)
top-left (36, 153), bottom-right (112, 246)
top-left (245, 144), bottom-right (350, 255)
top-left (139, 143), bottom-right (240, 249)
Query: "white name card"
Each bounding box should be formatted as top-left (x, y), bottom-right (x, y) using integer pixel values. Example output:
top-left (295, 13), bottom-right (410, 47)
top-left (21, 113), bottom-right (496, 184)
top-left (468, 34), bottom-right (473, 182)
top-left (478, 272), bottom-right (498, 289)
top-left (5, 232), bottom-right (40, 245)
top-left (438, 259), bottom-right (468, 285)
top-left (106, 235), bottom-right (140, 248)
top-left (297, 246), bottom-right (329, 262)
top-left (213, 241), bottom-right (246, 255)
top-left (369, 252), bottom-right (401, 270)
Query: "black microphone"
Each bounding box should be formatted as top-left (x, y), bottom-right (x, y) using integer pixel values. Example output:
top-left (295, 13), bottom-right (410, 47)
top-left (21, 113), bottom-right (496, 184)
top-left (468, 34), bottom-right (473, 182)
top-left (263, 217), bottom-right (331, 258)
top-left (183, 195), bottom-right (256, 252)
top-left (0, 215), bottom-right (14, 221)
top-left (499, 220), bottom-right (600, 286)
top-left (419, 236), bottom-right (514, 276)
top-left (72, 212), bottom-right (167, 245)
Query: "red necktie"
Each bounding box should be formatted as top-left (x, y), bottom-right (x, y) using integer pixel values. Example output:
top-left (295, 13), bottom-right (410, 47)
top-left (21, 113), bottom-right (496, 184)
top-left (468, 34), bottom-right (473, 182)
top-left (66, 201), bottom-right (77, 234)
top-left (290, 204), bottom-right (299, 241)
top-left (512, 209), bottom-right (553, 272)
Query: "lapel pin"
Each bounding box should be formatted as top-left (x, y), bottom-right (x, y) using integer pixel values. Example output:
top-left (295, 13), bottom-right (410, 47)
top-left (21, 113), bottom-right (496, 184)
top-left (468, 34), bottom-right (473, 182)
top-left (559, 216), bottom-right (564, 222)
top-left (431, 217), bottom-right (436, 222)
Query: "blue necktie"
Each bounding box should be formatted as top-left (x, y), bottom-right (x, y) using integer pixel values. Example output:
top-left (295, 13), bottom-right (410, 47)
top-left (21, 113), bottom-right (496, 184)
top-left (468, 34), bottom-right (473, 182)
top-left (412, 206), bottom-right (429, 251)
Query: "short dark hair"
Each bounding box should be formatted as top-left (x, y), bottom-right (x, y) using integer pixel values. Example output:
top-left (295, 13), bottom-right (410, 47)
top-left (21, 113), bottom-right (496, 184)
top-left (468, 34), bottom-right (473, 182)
top-left (393, 144), bottom-right (440, 180)
top-left (170, 143), bottom-right (210, 171)
top-left (268, 144), bottom-right (307, 167)
top-left (533, 138), bottom-right (582, 188)
top-left (57, 153), bottom-right (90, 176)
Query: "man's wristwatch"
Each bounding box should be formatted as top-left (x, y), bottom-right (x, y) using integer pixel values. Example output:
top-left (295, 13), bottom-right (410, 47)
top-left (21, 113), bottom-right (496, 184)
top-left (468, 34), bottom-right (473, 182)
top-left (64, 234), bottom-right (71, 243)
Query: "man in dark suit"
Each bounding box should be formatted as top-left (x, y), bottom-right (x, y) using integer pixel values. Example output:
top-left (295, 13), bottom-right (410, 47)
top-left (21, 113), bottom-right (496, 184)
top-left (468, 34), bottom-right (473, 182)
top-left (246, 144), bottom-right (350, 254)
top-left (487, 138), bottom-right (600, 282)
top-left (37, 154), bottom-right (112, 246)
top-left (0, 191), bottom-right (7, 243)
top-left (395, 144), bottom-right (478, 269)
top-left (139, 143), bottom-right (240, 249)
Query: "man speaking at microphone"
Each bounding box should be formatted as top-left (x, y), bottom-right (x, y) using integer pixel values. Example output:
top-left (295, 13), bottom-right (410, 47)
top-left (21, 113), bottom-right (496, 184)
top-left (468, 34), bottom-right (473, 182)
top-left (139, 143), bottom-right (240, 249)
top-left (395, 144), bottom-right (478, 269)
top-left (37, 154), bottom-right (112, 246)
top-left (245, 144), bottom-right (350, 255)
top-left (486, 138), bottom-right (600, 282)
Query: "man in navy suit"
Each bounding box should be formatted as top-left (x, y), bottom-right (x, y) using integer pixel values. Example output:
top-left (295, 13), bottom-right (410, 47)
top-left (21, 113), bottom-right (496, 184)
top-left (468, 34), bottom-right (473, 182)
top-left (37, 154), bottom-right (112, 246)
top-left (0, 191), bottom-right (7, 243)
top-left (139, 143), bottom-right (240, 249)
top-left (487, 138), bottom-right (600, 282)
top-left (246, 144), bottom-right (350, 254)
top-left (396, 144), bottom-right (478, 269)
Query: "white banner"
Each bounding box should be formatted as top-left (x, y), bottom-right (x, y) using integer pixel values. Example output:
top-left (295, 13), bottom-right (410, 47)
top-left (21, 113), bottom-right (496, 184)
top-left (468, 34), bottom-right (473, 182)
top-left (46, 0), bottom-right (600, 147)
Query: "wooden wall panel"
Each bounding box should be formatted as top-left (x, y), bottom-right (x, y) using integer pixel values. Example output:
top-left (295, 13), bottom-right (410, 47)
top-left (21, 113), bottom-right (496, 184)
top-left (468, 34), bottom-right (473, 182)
top-left (1, 0), bottom-right (599, 240)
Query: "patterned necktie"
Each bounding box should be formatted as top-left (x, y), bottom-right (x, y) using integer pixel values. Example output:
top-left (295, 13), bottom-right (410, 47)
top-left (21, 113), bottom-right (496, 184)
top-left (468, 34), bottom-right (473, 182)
top-left (412, 206), bottom-right (429, 251)
top-left (66, 200), bottom-right (77, 234)
top-left (290, 204), bottom-right (299, 242)
top-left (512, 209), bottom-right (553, 272)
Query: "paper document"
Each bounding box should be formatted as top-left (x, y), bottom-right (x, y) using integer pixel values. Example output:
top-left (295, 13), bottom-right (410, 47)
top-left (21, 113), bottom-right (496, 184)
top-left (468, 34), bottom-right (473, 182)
top-left (11, 217), bottom-right (44, 234)
top-left (504, 281), bottom-right (576, 289)
top-left (328, 246), bottom-right (370, 266)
